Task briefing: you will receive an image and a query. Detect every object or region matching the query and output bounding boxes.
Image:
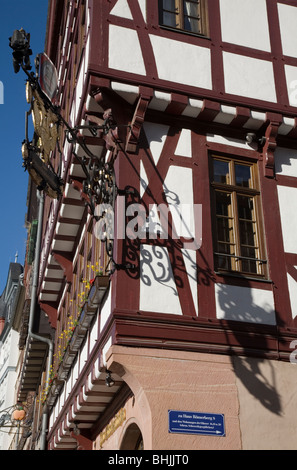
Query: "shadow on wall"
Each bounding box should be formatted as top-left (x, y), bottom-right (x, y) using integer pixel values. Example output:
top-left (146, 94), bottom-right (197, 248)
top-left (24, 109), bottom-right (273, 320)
top-left (121, 184), bottom-right (214, 289)
top-left (119, 129), bottom-right (283, 417)
top-left (232, 355), bottom-right (282, 416)
top-left (216, 282), bottom-right (283, 416)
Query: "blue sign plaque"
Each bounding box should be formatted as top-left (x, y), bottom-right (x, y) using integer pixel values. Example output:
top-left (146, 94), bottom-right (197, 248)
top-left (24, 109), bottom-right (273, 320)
top-left (168, 410), bottom-right (225, 437)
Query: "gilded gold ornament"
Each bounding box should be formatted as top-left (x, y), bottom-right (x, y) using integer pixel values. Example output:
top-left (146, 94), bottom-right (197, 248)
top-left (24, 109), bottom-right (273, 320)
top-left (31, 89), bottom-right (59, 164)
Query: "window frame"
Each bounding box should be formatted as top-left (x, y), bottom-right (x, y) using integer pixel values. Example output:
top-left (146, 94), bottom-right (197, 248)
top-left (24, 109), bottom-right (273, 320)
top-left (159, 0), bottom-right (209, 37)
top-left (210, 154), bottom-right (267, 279)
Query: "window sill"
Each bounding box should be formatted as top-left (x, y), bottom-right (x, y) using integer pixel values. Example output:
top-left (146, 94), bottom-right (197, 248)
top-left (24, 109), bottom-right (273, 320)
top-left (215, 271), bottom-right (272, 284)
top-left (159, 25), bottom-right (210, 41)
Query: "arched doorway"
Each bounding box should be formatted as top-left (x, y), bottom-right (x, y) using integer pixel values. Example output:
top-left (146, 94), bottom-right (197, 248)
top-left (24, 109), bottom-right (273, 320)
top-left (120, 423), bottom-right (144, 450)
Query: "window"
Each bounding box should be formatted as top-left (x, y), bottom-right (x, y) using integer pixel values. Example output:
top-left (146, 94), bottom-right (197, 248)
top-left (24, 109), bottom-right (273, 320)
top-left (210, 156), bottom-right (267, 277)
top-left (159, 0), bottom-right (209, 36)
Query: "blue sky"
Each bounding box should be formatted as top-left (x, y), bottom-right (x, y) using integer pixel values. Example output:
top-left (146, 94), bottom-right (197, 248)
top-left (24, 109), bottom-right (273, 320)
top-left (0, 1), bottom-right (48, 293)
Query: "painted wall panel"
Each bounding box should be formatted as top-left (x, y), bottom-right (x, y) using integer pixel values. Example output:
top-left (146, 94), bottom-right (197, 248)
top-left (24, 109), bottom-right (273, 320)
top-left (215, 284), bottom-right (276, 325)
top-left (220, 0), bottom-right (271, 52)
top-left (275, 147), bottom-right (297, 177)
top-left (140, 244), bottom-right (182, 315)
top-left (223, 52), bottom-right (277, 103)
top-left (278, 3), bottom-right (297, 59)
top-left (149, 35), bottom-right (212, 90)
top-left (277, 186), bottom-right (297, 254)
top-left (109, 25), bottom-right (146, 75)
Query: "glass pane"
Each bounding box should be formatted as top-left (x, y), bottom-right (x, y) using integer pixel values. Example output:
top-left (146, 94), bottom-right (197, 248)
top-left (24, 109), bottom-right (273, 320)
top-left (163, 11), bottom-right (178, 27)
top-left (184, 0), bottom-right (199, 17)
top-left (213, 160), bottom-right (230, 184)
top-left (241, 246), bottom-right (257, 274)
top-left (184, 16), bottom-right (200, 32)
top-left (216, 244), bottom-right (234, 271)
top-left (237, 195), bottom-right (254, 220)
top-left (235, 164), bottom-right (252, 188)
top-left (237, 195), bottom-right (258, 274)
top-left (239, 220), bottom-right (256, 246)
top-left (184, 1), bottom-right (200, 32)
top-left (215, 191), bottom-right (235, 271)
top-left (216, 191), bottom-right (232, 217)
top-left (163, 0), bottom-right (176, 11)
top-left (217, 217), bottom-right (232, 242)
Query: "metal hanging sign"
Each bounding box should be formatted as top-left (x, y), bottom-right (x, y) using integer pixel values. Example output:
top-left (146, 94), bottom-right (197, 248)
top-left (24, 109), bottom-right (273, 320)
top-left (38, 53), bottom-right (58, 104)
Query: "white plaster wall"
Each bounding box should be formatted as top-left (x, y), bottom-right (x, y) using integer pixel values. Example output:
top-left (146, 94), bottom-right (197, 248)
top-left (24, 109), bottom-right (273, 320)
top-left (215, 284), bottom-right (276, 325)
top-left (182, 98), bottom-right (204, 118)
top-left (220, 0), bottom-right (271, 52)
top-left (214, 105), bottom-right (237, 125)
top-left (139, 244), bottom-right (182, 315)
top-left (110, 0), bottom-right (133, 19)
top-left (287, 272), bottom-right (297, 319)
top-left (140, 161), bottom-right (149, 197)
top-left (182, 248), bottom-right (198, 316)
top-left (149, 90), bottom-right (172, 112)
top-left (109, 25), bottom-right (146, 75)
top-left (8, 330), bottom-right (19, 366)
top-left (277, 186), bottom-right (297, 254)
top-left (143, 122), bottom-right (169, 166)
top-left (206, 133), bottom-right (257, 151)
top-left (223, 52), bottom-right (277, 103)
top-left (100, 288), bottom-right (112, 331)
top-left (89, 313), bottom-right (100, 351)
top-left (149, 35), bottom-right (212, 89)
top-left (175, 129), bottom-right (192, 158)
top-left (69, 28), bottom-right (90, 126)
top-left (284, 64), bottom-right (297, 107)
top-left (138, 0), bottom-right (146, 22)
top-left (275, 147), bottom-right (297, 177)
top-left (278, 3), bottom-right (297, 59)
top-left (164, 166), bottom-right (195, 239)
top-left (80, 338), bottom-right (89, 371)
top-left (111, 82), bottom-right (139, 104)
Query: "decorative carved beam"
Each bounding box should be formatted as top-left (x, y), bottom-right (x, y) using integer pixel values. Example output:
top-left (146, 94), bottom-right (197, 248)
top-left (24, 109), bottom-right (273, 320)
top-left (126, 92), bottom-right (152, 154)
top-left (52, 251), bottom-right (73, 283)
top-left (39, 302), bottom-right (57, 329)
top-left (262, 114), bottom-right (281, 178)
top-left (71, 179), bottom-right (90, 205)
top-left (70, 430), bottom-right (92, 450)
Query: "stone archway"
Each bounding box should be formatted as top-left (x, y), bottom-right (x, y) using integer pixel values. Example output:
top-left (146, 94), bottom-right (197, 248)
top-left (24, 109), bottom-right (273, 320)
top-left (120, 423), bottom-right (143, 450)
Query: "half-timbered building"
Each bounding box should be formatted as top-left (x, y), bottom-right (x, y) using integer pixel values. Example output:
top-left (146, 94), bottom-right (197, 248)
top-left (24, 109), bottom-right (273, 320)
top-left (16, 0), bottom-right (297, 450)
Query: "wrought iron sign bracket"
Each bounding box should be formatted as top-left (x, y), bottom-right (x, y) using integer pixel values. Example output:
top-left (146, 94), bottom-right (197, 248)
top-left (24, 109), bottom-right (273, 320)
top-left (112, 262), bottom-right (135, 272)
top-left (10, 29), bottom-right (135, 274)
